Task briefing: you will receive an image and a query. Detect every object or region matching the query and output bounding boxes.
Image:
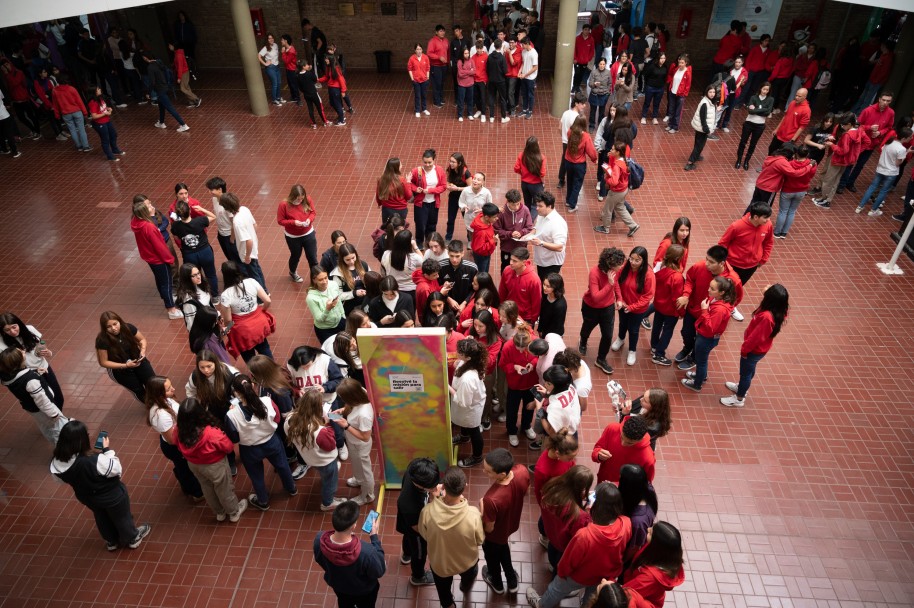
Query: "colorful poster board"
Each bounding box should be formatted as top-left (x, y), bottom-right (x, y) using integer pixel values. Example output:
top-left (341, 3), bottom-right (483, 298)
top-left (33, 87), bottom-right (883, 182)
top-left (357, 328), bottom-right (453, 488)
top-left (707, 0), bottom-right (784, 40)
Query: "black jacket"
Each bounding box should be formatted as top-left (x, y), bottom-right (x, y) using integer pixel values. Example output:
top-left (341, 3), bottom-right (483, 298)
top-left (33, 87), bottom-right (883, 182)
top-left (487, 51), bottom-right (508, 84)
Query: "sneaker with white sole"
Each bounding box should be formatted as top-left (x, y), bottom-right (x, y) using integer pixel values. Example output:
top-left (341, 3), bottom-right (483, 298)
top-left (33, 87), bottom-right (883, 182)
top-left (473, 111), bottom-right (482, 118)
top-left (720, 396), bottom-right (745, 407)
top-left (415, 112), bottom-right (420, 118)
top-left (177, 124), bottom-right (190, 132)
top-left (339, 444), bottom-right (349, 460)
top-left (229, 499), bottom-right (248, 522)
top-left (652, 118), bottom-right (659, 125)
top-left (423, 110), bottom-right (430, 116)
top-left (855, 206), bottom-right (864, 214)
top-left (525, 428), bottom-right (537, 440)
top-left (626, 351), bottom-right (637, 366)
top-left (400, 554), bottom-right (412, 565)
top-left (458, 117), bottom-right (463, 121)
top-left (663, 116), bottom-right (670, 123)
top-left (731, 307), bottom-right (744, 321)
top-left (154, 122), bottom-right (167, 129)
top-left (640, 117), bottom-right (647, 124)
top-left (320, 497), bottom-right (345, 511)
top-left (346, 477), bottom-right (361, 488)
top-left (868, 209), bottom-right (883, 216)
top-left (611, 338), bottom-right (624, 352)
top-left (725, 381), bottom-right (740, 393)
top-left (498, 413), bottom-right (507, 423)
top-left (353, 493), bottom-right (375, 506)
top-left (508, 435), bottom-right (519, 447)
top-left (482, 565), bottom-right (505, 594)
top-left (501, 117), bottom-right (510, 123)
top-left (248, 494), bottom-right (270, 511)
top-left (410, 571), bottom-right (435, 586)
top-left (527, 587), bottom-right (543, 608)
top-left (168, 309), bottom-right (184, 319)
top-left (681, 378), bottom-right (702, 392)
top-left (538, 533), bottom-right (549, 548)
top-left (128, 524), bottom-right (151, 548)
top-left (291, 464), bottom-right (309, 479)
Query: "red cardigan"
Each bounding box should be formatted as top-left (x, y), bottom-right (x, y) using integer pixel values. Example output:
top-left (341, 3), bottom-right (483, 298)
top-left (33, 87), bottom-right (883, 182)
top-left (408, 165), bottom-right (447, 208)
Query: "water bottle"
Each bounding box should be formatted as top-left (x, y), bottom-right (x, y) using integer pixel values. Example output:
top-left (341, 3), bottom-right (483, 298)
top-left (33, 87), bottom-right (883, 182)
top-left (38, 339), bottom-right (48, 358)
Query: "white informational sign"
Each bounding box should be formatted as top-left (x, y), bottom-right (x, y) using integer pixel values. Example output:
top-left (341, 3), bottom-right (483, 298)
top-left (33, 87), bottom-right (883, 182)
top-left (707, 0), bottom-right (784, 40)
top-left (389, 374), bottom-right (425, 393)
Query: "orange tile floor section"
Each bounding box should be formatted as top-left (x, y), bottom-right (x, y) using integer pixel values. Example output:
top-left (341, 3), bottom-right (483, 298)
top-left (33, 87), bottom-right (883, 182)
top-left (0, 70), bottom-right (913, 608)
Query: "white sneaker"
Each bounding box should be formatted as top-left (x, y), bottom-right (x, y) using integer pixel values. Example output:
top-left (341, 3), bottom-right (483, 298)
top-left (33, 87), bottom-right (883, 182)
top-left (473, 111), bottom-right (481, 118)
top-left (423, 110), bottom-right (430, 116)
top-left (291, 464), bottom-right (309, 480)
top-left (468, 115), bottom-right (475, 120)
top-left (525, 428), bottom-right (537, 440)
top-left (338, 444), bottom-right (349, 461)
top-left (663, 116), bottom-right (670, 123)
top-left (652, 118), bottom-right (659, 125)
top-left (640, 117), bottom-right (646, 124)
top-left (508, 435), bottom-right (519, 447)
top-left (458, 117), bottom-right (464, 122)
top-left (353, 493), bottom-right (375, 506)
top-left (723, 127), bottom-right (730, 133)
top-left (869, 209), bottom-right (883, 217)
top-left (501, 117), bottom-right (510, 123)
top-left (626, 351), bottom-right (636, 366)
top-left (481, 116), bottom-right (487, 123)
top-left (731, 307), bottom-right (745, 322)
top-left (725, 381), bottom-right (739, 393)
top-left (228, 498), bottom-right (248, 522)
top-left (320, 497), bottom-right (345, 511)
top-left (720, 396), bottom-right (745, 408)
top-left (167, 309), bottom-right (184, 319)
top-left (55, 133), bottom-right (68, 141)
top-left (611, 338), bottom-right (624, 352)
top-left (855, 206), bottom-right (864, 214)
top-left (177, 124), bottom-right (190, 132)
top-left (154, 122), bottom-right (167, 129)
top-left (346, 477), bottom-right (361, 488)
top-left (498, 413), bottom-right (507, 423)
top-left (415, 112), bottom-right (420, 118)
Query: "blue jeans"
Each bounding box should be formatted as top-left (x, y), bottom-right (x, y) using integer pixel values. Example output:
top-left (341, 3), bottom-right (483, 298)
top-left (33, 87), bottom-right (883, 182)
top-left (240, 338), bottom-right (273, 363)
top-left (148, 262), bottom-right (175, 308)
top-left (183, 246), bottom-right (220, 294)
top-left (159, 436), bottom-right (203, 498)
top-left (840, 148), bottom-right (874, 189)
top-left (538, 575), bottom-right (597, 608)
top-left (239, 433), bottom-right (296, 504)
top-left (328, 87), bottom-right (345, 122)
top-left (314, 460), bottom-right (339, 507)
top-left (62, 112), bottom-right (89, 149)
top-left (737, 352), bottom-right (765, 399)
top-left (457, 85), bottom-right (474, 118)
top-left (650, 311), bottom-right (680, 358)
top-left (618, 308), bottom-right (646, 352)
top-left (430, 65), bottom-right (446, 106)
top-left (241, 258), bottom-right (268, 293)
top-left (642, 86), bottom-right (664, 119)
top-left (473, 253), bottom-right (491, 274)
top-left (217, 233), bottom-right (242, 264)
top-left (565, 161), bottom-right (586, 210)
top-left (91, 122), bottom-right (122, 159)
top-left (667, 94), bottom-right (685, 130)
top-left (692, 334), bottom-right (720, 389)
top-left (521, 79), bottom-right (536, 113)
top-left (719, 92), bottom-right (737, 128)
top-left (157, 92), bottom-right (185, 126)
top-left (265, 64), bottom-right (281, 102)
top-left (852, 81), bottom-right (881, 115)
top-left (412, 80), bottom-right (428, 113)
top-left (775, 191), bottom-right (806, 234)
top-left (588, 93), bottom-right (609, 127)
top-left (858, 172), bottom-right (894, 211)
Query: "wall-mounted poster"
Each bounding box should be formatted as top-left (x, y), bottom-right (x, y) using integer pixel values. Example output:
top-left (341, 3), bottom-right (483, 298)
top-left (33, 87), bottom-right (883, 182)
top-left (707, 0), bottom-right (784, 40)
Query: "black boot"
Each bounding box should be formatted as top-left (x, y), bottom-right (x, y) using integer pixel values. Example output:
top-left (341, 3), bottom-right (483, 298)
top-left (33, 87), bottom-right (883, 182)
top-left (743, 160), bottom-right (749, 170)
top-left (734, 157), bottom-right (742, 169)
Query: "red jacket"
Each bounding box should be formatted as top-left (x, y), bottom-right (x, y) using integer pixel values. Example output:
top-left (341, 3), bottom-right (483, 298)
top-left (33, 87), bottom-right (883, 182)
top-left (375, 177), bottom-right (415, 210)
top-left (472, 52), bottom-right (488, 83)
top-left (718, 215), bottom-right (774, 269)
top-left (604, 155), bottom-right (630, 192)
top-left (407, 54), bottom-right (430, 83)
top-left (565, 132), bottom-right (597, 164)
top-left (592, 422), bottom-right (656, 483)
top-left (623, 557), bottom-right (686, 608)
top-left (506, 46), bottom-right (522, 78)
top-left (728, 66), bottom-right (748, 98)
top-left (276, 198), bottom-right (316, 237)
top-left (173, 48), bottom-right (191, 80)
top-left (682, 261), bottom-right (743, 317)
top-left (470, 215), bottom-right (497, 256)
top-left (280, 45), bottom-right (297, 72)
top-left (713, 33), bottom-right (742, 65)
top-left (1, 64), bottom-right (29, 102)
top-left (573, 33), bottom-right (595, 65)
top-left (557, 517), bottom-right (632, 585)
top-left (178, 425), bottom-right (234, 465)
top-left (769, 56), bottom-right (794, 80)
top-left (695, 299), bottom-right (733, 338)
top-left (460, 301), bottom-right (500, 328)
top-left (582, 265), bottom-right (616, 309)
top-left (653, 267), bottom-right (684, 317)
top-left (830, 128), bottom-right (872, 166)
top-left (802, 59), bottom-right (822, 89)
top-left (499, 259), bottom-right (541, 324)
top-left (409, 165), bottom-right (447, 208)
top-left (774, 100), bottom-right (811, 142)
top-left (474, 334), bottom-right (503, 375)
top-left (427, 35), bottom-right (449, 67)
top-left (498, 340), bottom-right (538, 390)
top-left (131, 216), bottom-right (175, 265)
top-left (614, 266), bottom-right (655, 314)
top-left (781, 159), bottom-right (818, 193)
top-left (668, 66), bottom-right (691, 96)
top-left (792, 52), bottom-right (812, 78)
top-left (858, 104), bottom-right (896, 151)
top-left (33, 77), bottom-right (56, 108)
top-left (513, 151), bottom-right (546, 184)
top-left (868, 50), bottom-right (893, 85)
top-left (318, 66), bottom-right (347, 92)
top-left (412, 267), bottom-right (437, 323)
top-left (50, 84), bottom-right (87, 119)
top-left (744, 44), bottom-right (770, 72)
top-left (755, 155), bottom-right (814, 192)
top-left (741, 309), bottom-right (776, 357)
top-left (542, 503), bottom-right (591, 552)
top-left (653, 237), bottom-right (689, 271)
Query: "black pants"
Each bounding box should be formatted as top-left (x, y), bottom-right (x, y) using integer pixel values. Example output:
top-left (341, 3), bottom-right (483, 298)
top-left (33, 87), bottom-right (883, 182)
top-left (557, 143), bottom-right (568, 184)
top-left (304, 94), bottom-right (327, 124)
top-left (445, 191), bottom-right (461, 240)
top-left (688, 131), bottom-right (708, 164)
top-left (750, 187), bottom-right (776, 207)
top-left (572, 64), bottom-right (591, 93)
top-left (678, 311), bottom-right (698, 358)
top-left (737, 121), bottom-right (765, 165)
top-left (521, 181), bottom-right (543, 216)
top-left (401, 527), bottom-right (428, 579)
top-left (0, 116), bottom-right (19, 154)
top-left (45, 366), bottom-right (65, 408)
top-left (285, 69), bottom-right (300, 102)
top-left (768, 136), bottom-right (788, 157)
top-left (580, 301), bottom-right (615, 360)
top-left (458, 424), bottom-right (483, 458)
top-left (732, 265), bottom-right (758, 286)
top-left (536, 264), bottom-right (561, 282)
top-left (505, 388), bottom-right (534, 436)
top-left (482, 540), bottom-right (517, 587)
top-left (159, 436), bottom-right (203, 497)
top-left (617, 308), bottom-right (647, 352)
top-left (111, 359), bottom-right (156, 403)
top-left (487, 81), bottom-right (508, 120)
top-left (473, 82), bottom-right (487, 114)
top-left (217, 233), bottom-right (243, 265)
top-left (432, 562), bottom-right (478, 608)
top-left (284, 232), bottom-right (318, 275)
top-left (328, 87), bottom-right (346, 122)
top-left (334, 583), bottom-right (379, 608)
top-left (84, 484), bottom-right (139, 546)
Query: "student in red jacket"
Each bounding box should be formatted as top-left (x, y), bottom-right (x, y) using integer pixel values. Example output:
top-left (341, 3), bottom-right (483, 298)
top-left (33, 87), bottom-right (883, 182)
top-left (0, 59), bottom-right (41, 139)
top-left (471, 41), bottom-right (489, 121)
top-left (592, 416), bottom-right (655, 484)
top-left (739, 35), bottom-right (773, 108)
top-left (721, 284), bottom-right (788, 407)
top-left (652, 217), bottom-right (691, 272)
top-left (595, 142), bottom-right (638, 236)
top-left (494, 189), bottom-right (534, 271)
top-left (376, 157), bottom-right (415, 223)
top-left (170, 43), bottom-right (201, 107)
top-left (86, 86), bottom-right (125, 162)
top-left (623, 521), bottom-right (686, 608)
top-left (564, 115), bottom-right (597, 213)
top-left (470, 203), bottom-right (499, 273)
top-left (51, 73), bottom-right (90, 151)
top-left (427, 25), bottom-right (450, 108)
top-left (718, 201), bottom-right (773, 321)
top-left (319, 55), bottom-right (348, 126)
top-left (751, 147), bottom-right (815, 206)
top-left (663, 55), bottom-right (691, 132)
top-left (131, 195), bottom-right (182, 319)
top-left (681, 276), bottom-right (737, 392)
top-left (767, 45), bottom-right (794, 111)
top-left (611, 246), bottom-right (655, 366)
top-left (774, 145), bottom-right (818, 237)
top-left (526, 482), bottom-right (631, 608)
top-left (649, 245), bottom-right (685, 366)
top-left (276, 184), bottom-right (318, 282)
top-left (579, 247), bottom-right (626, 375)
top-left (840, 92), bottom-right (896, 192)
top-left (813, 113), bottom-right (872, 209)
top-left (408, 149), bottom-right (448, 246)
top-left (499, 247), bottom-right (541, 325)
top-left (514, 136), bottom-right (547, 212)
top-left (711, 21), bottom-right (742, 74)
top-left (499, 328), bottom-right (539, 446)
top-left (407, 43), bottom-right (431, 117)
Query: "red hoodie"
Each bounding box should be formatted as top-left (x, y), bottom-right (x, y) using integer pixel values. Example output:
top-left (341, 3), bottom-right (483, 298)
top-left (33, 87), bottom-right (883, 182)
top-left (513, 151), bottom-right (547, 184)
top-left (868, 50), bottom-right (893, 85)
top-left (50, 84), bottom-right (87, 119)
top-left (409, 165), bottom-right (448, 208)
top-left (131, 216), bottom-right (175, 265)
top-left (653, 267), bottom-right (684, 317)
top-left (713, 33), bottom-right (742, 65)
top-left (681, 261), bottom-right (743, 317)
top-left (755, 155), bottom-right (815, 192)
top-left (412, 267), bottom-right (438, 322)
top-left (574, 33), bottom-right (595, 65)
top-left (1, 63), bottom-right (29, 102)
top-left (604, 155), bottom-right (630, 192)
top-left (178, 425), bottom-right (233, 465)
top-left (740, 309), bottom-right (776, 357)
top-left (592, 422), bottom-right (656, 483)
top-left (582, 265), bottom-right (617, 309)
top-left (623, 558), bottom-right (686, 608)
top-left (768, 56), bottom-right (793, 80)
top-left (718, 215), bottom-right (774, 269)
top-left (696, 299), bottom-right (733, 338)
top-left (427, 35), bottom-right (449, 67)
top-left (533, 450), bottom-right (574, 505)
top-left (557, 517), bottom-right (632, 585)
top-left (542, 503), bottom-right (592, 552)
top-left (781, 159), bottom-right (817, 193)
top-left (499, 259), bottom-right (541, 324)
top-left (498, 340), bottom-right (538, 390)
top-left (472, 52), bottom-right (488, 83)
top-left (653, 237), bottom-right (689, 271)
top-left (375, 177), bottom-right (415, 211)
top-left (858, 104), bottom-right (896, 151)
top-left (614, 266), bottom-right (655, 314)
top-left (830, 128), bottom-right (872, 167)
top-left (744, 44), bottom-right (769, 72)
top-left (470, 215), bottom-right (497, 256)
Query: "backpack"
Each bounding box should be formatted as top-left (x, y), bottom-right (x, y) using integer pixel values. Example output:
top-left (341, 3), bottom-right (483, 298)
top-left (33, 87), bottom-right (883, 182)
top-left (627, 158), bottom-right (645, 190)
top-left (370, 226), bottom-right (386, 261)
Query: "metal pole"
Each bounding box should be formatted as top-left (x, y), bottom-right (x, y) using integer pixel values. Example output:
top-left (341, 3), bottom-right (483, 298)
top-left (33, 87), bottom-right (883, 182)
top-left (877, 201), bottom-right (914, 275)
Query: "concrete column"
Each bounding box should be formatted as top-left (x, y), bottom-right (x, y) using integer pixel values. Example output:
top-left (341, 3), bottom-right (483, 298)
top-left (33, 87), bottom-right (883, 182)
top-left (230, 0), bottom-right (269, 116)
top-left (551, 0), bottom-right (578, 118)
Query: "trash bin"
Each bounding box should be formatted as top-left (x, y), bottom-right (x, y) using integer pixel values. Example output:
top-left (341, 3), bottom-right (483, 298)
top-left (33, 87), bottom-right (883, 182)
top-left (374, 50), bottom-right (392, 74)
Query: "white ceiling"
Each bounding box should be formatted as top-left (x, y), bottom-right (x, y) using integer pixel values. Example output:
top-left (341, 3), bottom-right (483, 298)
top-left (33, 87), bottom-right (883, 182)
top-left (1, 0), bottom-right (171, 29)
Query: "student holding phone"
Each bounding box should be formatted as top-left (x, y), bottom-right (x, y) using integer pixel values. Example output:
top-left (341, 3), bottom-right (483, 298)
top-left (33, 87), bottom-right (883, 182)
top-left (94, 311), bottom-right (156, 403)
top-left (331, 378), bottom-right (376, 506)
top-left (306, 266), bottom-right (346, 343)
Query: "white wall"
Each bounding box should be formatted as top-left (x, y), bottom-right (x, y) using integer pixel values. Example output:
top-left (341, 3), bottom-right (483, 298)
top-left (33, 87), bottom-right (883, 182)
top-left (0, 0), bottom-right (172, 28)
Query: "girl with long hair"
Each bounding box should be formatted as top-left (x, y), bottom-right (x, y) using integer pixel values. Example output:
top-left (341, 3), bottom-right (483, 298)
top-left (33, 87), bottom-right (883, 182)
top-left (381, 229), bottom-right (423, 295)
top-left (247, 354), bottom-right (299, 469)
top-left (306, 266), bottom-right (346, 343)
top-left (664, 53), bottom-right (692, 133)
top-left (86, 85), bottom-right (125, 161)
top-left (459, 287), bottom-right (501, 331)
top-left (620, 388), bottom-right (672, 451)
top-left (171, 200), bottom-right (219, 296)
top-left (408, 148), bottom-right (447, 246)
top-left (653, 217), bottom-right (691, 272)
top-left (176, 263), bottom-right (213, 331)
top-left (682, 276), bottom-right (737, 392)
top-left (552, 348), bottom-right (593, 414)
top-left (219, 261), bottom-right (274, 362)
top-left (284, 391), bottom-right (342, 511)
top-left (594, 142), bottom-right (638, 236)
top-left (345, 308), bottom-right (374, 336)
top-left (455, 46), bottom-right (475, 121)
top-left (319, 54), bottom-right (348, 125)
top-left (177, 398), bottom-right (247, 521)
top-left (450, 338), bottom-right (488, 468)
top-left (144, 376), bottom-right (203, 499)
top-left (579, 246), bottom-right (626, 373)
top-left (423, 232), bottom-right (448, 263)
top-left (538, 273), bottom-right (567, 338)
top-left (618, 464), bottom-right (658, 561)
top-left (329, 331), bottom-right (364, 386)
top-left (588, 57), bottom-right (612, 129)
top-left (0, 347), bottom-right (66, 444)
top-left (407, 42), bottom-right (431, 118)
top-left (1, 312), bottom-right (63, 408)
top-left (514, 136), bottom-right (546, 212)
top-left (331, 378), bottom-right (376, 505)
top-left (612, 247), bottom-right (656, 366)
top-left (540, 464), bottom-right (594, 572)
top-left (257, 33), bottom-right (282, 105)
top-left (640, 50), bottom-right (668, 124)
top-left (225, 374), bottom-right (297, 511)
top-left (375, 157), bottom-right (415, 223)
top-left (735, 81), bottom-right (774, 170)
top-left (422, 291), bottom-right (447, 327)
top-left (438, 312), bottom-right (465, 383)
top-left (648, 245), bottom-right (685, 367)
top-left (445, 152), bottom-right (472, 240)
top-left (367, 275), bottom-right (416, 327)
top-left (185, 348), bottom-right (239, 468)
top-left (564, 115), bottom-right (597, 212)
top-left (470, 309), bottom-right (504, 431)
top-left (533, 430), bottom-right (579, 508)
top-left (276, 183), bottom-right (319, 283)
top-left (621, 521), bottom-right (686, 606)
top-left (287, 344), bottom-right (345, 409)
top-left (130, 195), bottom-right (181, 319)
top-left (684, 85), bottom-right (717, 171)
top-left (613, 62), bottom-right (635, 111)
top-left (721, 283), bottom-right (789, 407)
top-left (50, 420), bottom-right (150, 550)
top-left (319, 230), bottom-right (348, 273)
top-left (95, 311), bottom-right (156, 403)
top-left (330, 243), bottom-right (371, 315)
top-left (187, 305), bottom-right (231, 362)
top-left (498, 326), bottom-right (538, 447)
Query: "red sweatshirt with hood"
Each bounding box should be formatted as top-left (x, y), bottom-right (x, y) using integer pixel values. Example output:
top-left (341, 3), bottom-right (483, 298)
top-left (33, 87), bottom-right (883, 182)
top-left (470, 214), bottom-right (497, 256)
top-left (592, 422), bottom-right (656, 483)
top-left (412, 267), bottom-right (438, 322)
top-left (498, 259), bottom-right (541, 324)
top-left (131, 216), bottom-right (175, 265)
top-left (718, 215), bottom-right (774, 269)
top-left (681, 261), bottom-right (743, 317)
top-left (557, 516), bottom-right (632, 584)
top-left (178, 425), bottom-right (233, 465)
top-left (755, 155), bottom-right (816, 192)
top-left (781, 158), bottom-right (818, 193)
top-left (623, 558), bottom-right (686, 608)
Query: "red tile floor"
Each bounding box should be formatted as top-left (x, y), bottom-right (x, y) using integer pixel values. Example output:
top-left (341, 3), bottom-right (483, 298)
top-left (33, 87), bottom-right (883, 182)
top-left (1, 70), bottom-right (913, 608)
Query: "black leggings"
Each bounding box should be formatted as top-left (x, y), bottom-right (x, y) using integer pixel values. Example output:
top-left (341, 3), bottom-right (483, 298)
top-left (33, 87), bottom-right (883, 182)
top-left (737, 121), bottom-right (766, 165)
top-left (13, 101), bottom-right (40, 135)
top-left (617, 308), bottom-right (647, 352)
top-left (580, 301), bottom-right (615, 360)
top-left (688, 131), bottom-right (708, 164)
top-left (458, 424), bottom-right (483, 458)
top-left (284, 232), bottom-right (318, 274)
top-left (303, 95), bottom-right (327, 124)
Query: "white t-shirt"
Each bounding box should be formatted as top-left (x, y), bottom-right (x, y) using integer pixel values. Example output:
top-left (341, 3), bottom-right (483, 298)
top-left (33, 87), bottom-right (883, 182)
top-left (213, 196), bottom-right (233, 236)
top-left (381, 250), bottom-right (423, 292)
top-left (876, 140), bottom-right (907, 177)
top-left (346, 402), bottom-right (374, 444)
top-left (458, 186), bottom-right (493, 231)
top-left (522, 48), bottom-right (538, 80)
top-left (220, 279), bottom-right (261, 315)
top-left (423, 248), bottom-right (449, 263)
top-left (532, 210), bottom-right (568, 268)
top-left (423, 168), bottom-right (438, 204)
top-left (536, 332), bottom-right (567, 380)
top-left (561, 109), bottom-right (581, 144)
top-left (181, 288), bottom-right (212, 331)
top-left (0, 91), bottom-right (9, 121)
top-left (149, 398), bottom-right (180, 436)
top-left (671, 68), bottom-right (686, 94)
top-left (545, 385), bottom-right (581, 435)
top-left (259, 43), bottom-right (279, 65)
top-left (574, 362), bottom-right (593, 399)
top-left (232, 206), bottom-right (258, 260)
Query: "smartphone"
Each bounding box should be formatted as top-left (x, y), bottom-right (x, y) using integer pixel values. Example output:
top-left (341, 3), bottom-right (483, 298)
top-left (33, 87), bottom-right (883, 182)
top-left (361, 510), bottom-right (379, 534)
top-left (587, 491), bottom-right (596, 508)
top-left (94, 431), bottom-right (108, 450)
top-left (328, 412), bottom-right (344, 421)
top-left (529, 388), bottom-right (545, 401)
top-left (222, 320), bottom-right (234, 335)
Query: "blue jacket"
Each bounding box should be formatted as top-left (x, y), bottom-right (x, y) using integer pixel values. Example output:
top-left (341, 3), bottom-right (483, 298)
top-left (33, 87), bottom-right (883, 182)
top-left (314, 531), bottom-right (385, 595)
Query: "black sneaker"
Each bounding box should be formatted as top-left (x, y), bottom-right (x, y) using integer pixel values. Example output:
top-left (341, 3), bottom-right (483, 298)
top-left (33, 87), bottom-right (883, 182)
top-left (409, 571), bottom-right (435, 586)
top-left (846, 184), bottom-right (857, 193)
top-left (528, 440), bottom-right (542, 451)
top-left (673, 349), bottom-right (690, 362)
top-left (481, 418), bottom-right (492, 431)
top-left (641, 317), bottom-right (652, 330)
top-left (452, 434), bottom-right (470, 445)
top-left (578, 342), bottom-right (587, 355)
top-left (892, 214), bottom-right (905, 222)
top-left (506, 569), bottom-right (519, 593)
top-left (627, 224), bottom-right (640, 237)
top-left (677, 357), bottom-right (696, 371)
top-left (400, 554), bottom-right (412, 565)
top-left (230, 462), bottom-right (238, 476)
top-left (249, 494), bottom-right (270, 511)
top-left (482, 565), bottom-right (505, 594)
top-left (527, 464), bottom-right (536, 474)
top-left (652, 355), bottom-right (672, 366)
top-left (836, 187), bottom-right (845, 195)
top-left (128, 524), bottom-right (151, 549)
top-left (594, 359), bottom-right (613, 374)
top-left (106, 542), bottom-right (119, 551)
top-left (457, 455), bottom-right (483, 468)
